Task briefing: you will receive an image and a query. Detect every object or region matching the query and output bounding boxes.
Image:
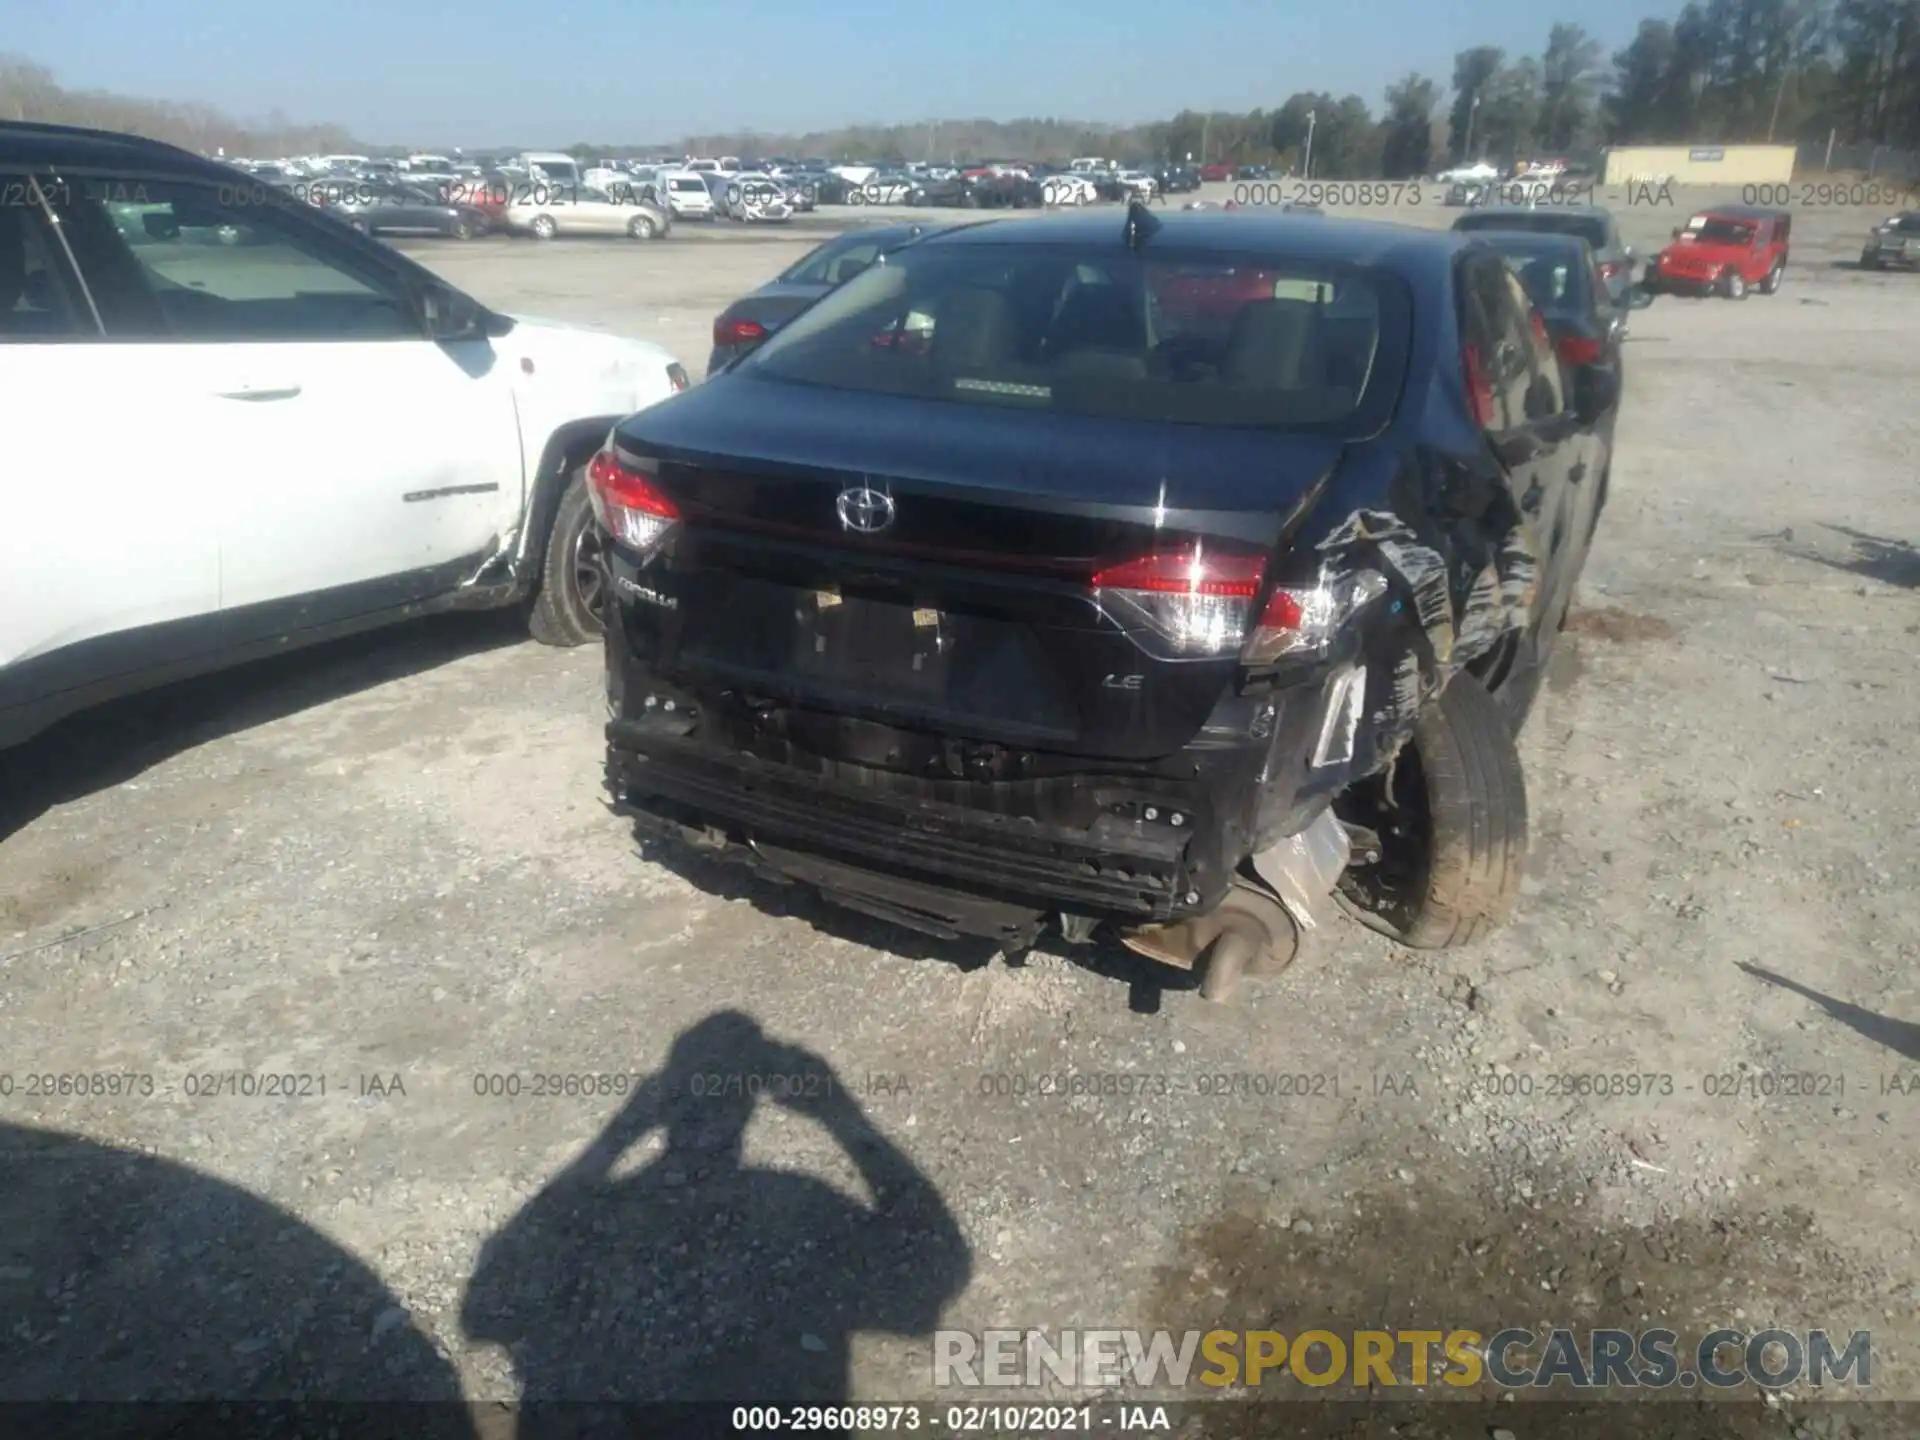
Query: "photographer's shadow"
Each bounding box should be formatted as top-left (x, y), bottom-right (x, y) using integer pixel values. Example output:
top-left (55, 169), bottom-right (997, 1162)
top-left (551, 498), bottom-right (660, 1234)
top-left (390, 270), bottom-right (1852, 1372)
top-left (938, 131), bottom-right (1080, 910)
top-left (462, 1012), bottom-right (971, 1428)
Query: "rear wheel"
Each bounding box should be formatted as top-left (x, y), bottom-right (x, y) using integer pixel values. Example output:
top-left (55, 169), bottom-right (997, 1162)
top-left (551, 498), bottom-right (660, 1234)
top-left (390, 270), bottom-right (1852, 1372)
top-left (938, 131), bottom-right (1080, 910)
top-left (627, 213), bottom-right (658, 239)
top-left (1759, 261), bottom-right (1784, 294)
top-left (451, 217), bottom-right (475, 240)
top-left (527, 472), bottom-right (605, 647)
top-left (529, 214), bottom-right (557, 240)
top-left (1334, 672), bottom-right (1528, 949)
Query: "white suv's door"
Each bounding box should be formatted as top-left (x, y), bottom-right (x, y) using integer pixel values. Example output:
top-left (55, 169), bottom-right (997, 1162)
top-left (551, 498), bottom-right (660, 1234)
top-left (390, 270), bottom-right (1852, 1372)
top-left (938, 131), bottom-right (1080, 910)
top-left (48, 173), bottom-right (524, 638)
top-left (0, 180), bottom-right (223, 742)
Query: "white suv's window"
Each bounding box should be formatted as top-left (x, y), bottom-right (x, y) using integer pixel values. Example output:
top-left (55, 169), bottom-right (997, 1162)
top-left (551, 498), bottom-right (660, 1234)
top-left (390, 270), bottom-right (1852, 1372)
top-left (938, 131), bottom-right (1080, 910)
top-left (0, 195), bottom-right (95, 341)
top-left (50, 178), bottom-right (419, 343)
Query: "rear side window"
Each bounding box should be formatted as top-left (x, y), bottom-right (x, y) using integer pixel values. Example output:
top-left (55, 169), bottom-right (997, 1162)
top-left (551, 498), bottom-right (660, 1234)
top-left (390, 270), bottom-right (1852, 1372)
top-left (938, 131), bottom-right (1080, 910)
top-left (1461, 257), bottom-right (1534, 431)
top-left (1499, 267), bottom-right (1564, 417)
top-left (742, 243), bottom-right (1410, 434)
top-left (781, 234), bottom-right (887, 285)
top-left (0, 185), bottom-right (97, 340)
top-left (41, 177), bottom-right (420, 342)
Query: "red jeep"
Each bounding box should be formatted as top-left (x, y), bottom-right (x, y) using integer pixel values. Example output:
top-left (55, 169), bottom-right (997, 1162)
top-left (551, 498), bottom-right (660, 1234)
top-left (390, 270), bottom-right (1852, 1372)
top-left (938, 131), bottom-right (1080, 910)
top-left (1646, 204), bottom-right (1792, 299)
top-left (1198, 163), bottom-right (1235, 183)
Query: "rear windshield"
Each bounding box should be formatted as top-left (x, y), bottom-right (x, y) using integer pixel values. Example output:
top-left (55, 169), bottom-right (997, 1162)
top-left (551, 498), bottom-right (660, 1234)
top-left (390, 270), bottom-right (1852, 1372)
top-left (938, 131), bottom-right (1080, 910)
top-left (780, 232), bottom-right (894, 285)
top-left (668, 177), bottom-right (706, 192)
top-left (1684, 217), bottom-right (1754, 244)
top-left (1480, 239), bottom-right (1592, 313)
top-left (741, 243), bottom-right (1410, 433)
top-left (1891, 215), bottom-right (1920, 233)
top-left (1455, 210), bottom-right (1609, 249)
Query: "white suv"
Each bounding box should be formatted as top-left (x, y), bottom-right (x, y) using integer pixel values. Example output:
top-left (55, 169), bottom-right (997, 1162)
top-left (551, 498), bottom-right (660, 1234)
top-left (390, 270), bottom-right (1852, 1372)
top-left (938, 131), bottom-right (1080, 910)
top-left (0, 121), bottom-right (689, 751)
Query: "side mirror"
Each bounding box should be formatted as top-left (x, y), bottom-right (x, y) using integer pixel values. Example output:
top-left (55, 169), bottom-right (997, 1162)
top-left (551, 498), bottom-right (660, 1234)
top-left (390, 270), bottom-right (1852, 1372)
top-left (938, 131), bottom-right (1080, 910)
top-left (420, 284), bottom-right (484, 341)
top-left (1623, 245), bottom-right (1637, 260)
top-left (1572, 364), bottom-right (1620, 426)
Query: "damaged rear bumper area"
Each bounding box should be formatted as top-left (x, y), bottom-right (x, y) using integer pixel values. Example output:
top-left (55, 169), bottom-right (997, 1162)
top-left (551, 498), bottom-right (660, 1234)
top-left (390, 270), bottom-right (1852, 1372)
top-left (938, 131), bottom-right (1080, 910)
top-left (605, 674), bottom-right (1355, 953)
top-left (609, 727), bottom-right (1208, 948)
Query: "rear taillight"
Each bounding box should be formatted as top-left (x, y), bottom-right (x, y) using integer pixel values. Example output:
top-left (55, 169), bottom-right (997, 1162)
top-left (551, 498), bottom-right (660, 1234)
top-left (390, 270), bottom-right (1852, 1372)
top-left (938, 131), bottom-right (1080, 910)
top-left (1090, 547), bottom-right (1265, 656)
top-left (713, 315), bottom-right (767, 347)
top-left (1557, 334), bottom-right (1603, 367)
top-left (1241, 569), bottom-right (1389, 666)
top-left (586, 449), bottom-right (679, 556)
top-left (1462, 343), bottom-right (1496, 428)
top-left (1599, 260), bottom-right (1622, 279)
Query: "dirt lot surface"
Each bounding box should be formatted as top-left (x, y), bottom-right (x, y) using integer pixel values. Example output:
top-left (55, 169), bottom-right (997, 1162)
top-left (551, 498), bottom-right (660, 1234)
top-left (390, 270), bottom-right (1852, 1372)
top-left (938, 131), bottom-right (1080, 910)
top-left (4, 182), bottom-right (1919, 1433)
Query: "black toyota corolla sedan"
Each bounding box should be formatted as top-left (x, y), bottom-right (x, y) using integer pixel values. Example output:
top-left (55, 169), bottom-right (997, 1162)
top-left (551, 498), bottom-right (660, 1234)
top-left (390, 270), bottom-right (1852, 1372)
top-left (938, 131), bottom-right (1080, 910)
top-left (592, 206), bottom-right (1620, 999)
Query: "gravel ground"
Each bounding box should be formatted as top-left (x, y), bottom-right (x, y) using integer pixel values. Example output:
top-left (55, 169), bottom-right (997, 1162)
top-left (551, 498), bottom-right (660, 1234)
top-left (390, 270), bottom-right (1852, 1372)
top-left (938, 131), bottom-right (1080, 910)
top-left (3, 182), bottom-right (1918, 1433)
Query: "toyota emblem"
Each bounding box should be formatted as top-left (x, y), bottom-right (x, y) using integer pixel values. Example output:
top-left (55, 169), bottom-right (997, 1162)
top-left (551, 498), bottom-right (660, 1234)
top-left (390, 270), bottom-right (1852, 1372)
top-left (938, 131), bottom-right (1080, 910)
top-left (836, 486), bottom-right (896, 534)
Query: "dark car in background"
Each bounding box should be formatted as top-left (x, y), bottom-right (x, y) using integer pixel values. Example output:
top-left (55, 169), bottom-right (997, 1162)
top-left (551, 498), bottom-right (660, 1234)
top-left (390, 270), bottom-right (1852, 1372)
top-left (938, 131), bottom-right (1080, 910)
top-left (706, 222), bottom-right (973, 375)
top-left (329, 183), bottom-right (492, 239)
top-left (1156, 166), bottom-right (1201, 195)
top-left (1860, 211), bottom-right (1920, 269)
top-left (910, 174), bottom-right (980, 208)
top-left (1451, 204), bottom-right (1636, 306)
top-left (1471, 229), bottom-right (1650, 449)
top-left (975, 172), bottom-right (1044, 209)
top-left (593, 210), bottom-right (1619, 1000)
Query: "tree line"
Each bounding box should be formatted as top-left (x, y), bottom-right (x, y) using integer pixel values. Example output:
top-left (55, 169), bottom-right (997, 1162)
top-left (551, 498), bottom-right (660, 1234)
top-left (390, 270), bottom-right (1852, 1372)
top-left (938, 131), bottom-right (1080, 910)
top-left (4, 0), bottom-right (1916, 179)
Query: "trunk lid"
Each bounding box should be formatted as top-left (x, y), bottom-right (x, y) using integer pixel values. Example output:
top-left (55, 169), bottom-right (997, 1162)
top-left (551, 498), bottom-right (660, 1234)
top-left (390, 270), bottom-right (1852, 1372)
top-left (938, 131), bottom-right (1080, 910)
top-left (609, 376), bottom-right (1344, 760)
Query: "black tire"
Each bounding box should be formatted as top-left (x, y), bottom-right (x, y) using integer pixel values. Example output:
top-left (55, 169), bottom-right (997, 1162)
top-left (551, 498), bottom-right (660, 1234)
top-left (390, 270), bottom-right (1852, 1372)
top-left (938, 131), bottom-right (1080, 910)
top-left (1720, 268), bottom-right (1748, 300)
top-left (526, 473), bottom-right (605, 647)
top-left (627, 213), bottom-right (658, 239)
top-left (451, 217), bottom-right (474, 240)
top-left (1335, 673), bottom-right (1528, 949)
top-left (1759, 261), bottom-right (1783, 294)
top-left (1862, 252), bottom-right (1881, 270)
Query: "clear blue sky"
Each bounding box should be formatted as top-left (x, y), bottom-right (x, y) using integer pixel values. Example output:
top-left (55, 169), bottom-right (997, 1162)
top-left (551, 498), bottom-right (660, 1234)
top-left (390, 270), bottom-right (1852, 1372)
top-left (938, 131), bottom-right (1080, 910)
top-left (14, 0), bottom-right (1677, 147)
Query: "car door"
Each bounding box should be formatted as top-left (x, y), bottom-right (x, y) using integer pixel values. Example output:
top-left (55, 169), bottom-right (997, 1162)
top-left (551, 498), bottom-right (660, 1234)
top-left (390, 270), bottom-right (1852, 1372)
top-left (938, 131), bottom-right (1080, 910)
top-left (0, 176), bottom-right (228, 743)
top-left (571, 188), bottom-right (623, 235)
top-left (43, 170), bottom-right (525, 643)
top-left (1461, 253), bottom-right (1583, 638)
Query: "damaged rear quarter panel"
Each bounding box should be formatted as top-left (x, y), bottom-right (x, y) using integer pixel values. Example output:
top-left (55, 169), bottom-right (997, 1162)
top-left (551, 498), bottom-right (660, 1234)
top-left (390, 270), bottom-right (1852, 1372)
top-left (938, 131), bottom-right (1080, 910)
top-left (1286, 339), bottom-right (1539, 785)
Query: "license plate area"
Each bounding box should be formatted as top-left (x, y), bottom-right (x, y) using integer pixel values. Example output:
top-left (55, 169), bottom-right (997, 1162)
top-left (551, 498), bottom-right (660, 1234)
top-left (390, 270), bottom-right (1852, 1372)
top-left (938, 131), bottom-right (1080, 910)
top-left (795, 594), bottom-right (949, 693)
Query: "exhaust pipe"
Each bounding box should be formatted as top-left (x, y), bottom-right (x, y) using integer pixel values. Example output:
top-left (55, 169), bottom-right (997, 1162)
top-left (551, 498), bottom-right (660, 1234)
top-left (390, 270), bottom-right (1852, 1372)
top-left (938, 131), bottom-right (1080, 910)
top-left (1121, 879), bottom-right (1301, 1002)
top-left (1121, 809), bottom-right (1349, 1001)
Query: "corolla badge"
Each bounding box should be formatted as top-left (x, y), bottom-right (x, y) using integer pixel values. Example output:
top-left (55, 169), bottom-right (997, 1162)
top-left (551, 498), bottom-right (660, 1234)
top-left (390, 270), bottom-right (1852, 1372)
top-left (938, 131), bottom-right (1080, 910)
top-left (836, 486), bottom-right (896, 534)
